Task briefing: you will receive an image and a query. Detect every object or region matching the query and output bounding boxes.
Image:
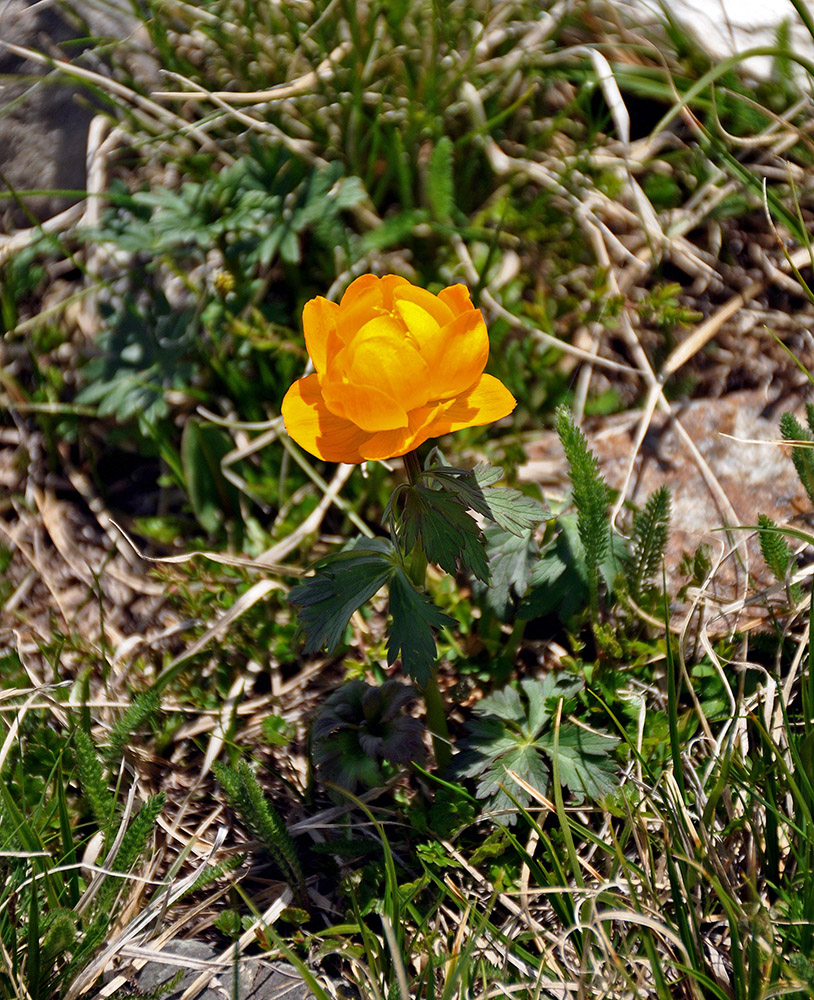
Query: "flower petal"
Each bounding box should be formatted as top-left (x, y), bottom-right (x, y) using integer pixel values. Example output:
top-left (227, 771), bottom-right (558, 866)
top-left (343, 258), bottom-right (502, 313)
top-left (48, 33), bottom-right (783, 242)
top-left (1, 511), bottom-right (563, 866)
top-left (360, 404), bottom-right (444, 461)
top-left (427, 374), bottom-right (517, 435)
top-left (419, 308), bottom-right (490, 401)
top-left (378, 274), bottom-right (411, 309)
top-left (339, 273), bottom-right (380, 309)
top-left (302, 296), bottom-right (340, 373)
top-left (392, 284), bottom-right (454, 327)
top-left (323, 379), bottom-right (410, 433)
top-left (437, 283), bottom-right (474, 316)
top-left (281, 374), bottom-right (369, 463)
top-left (393, 299), bottom-right (441, 356)
top-left (346, 319), bottom-right (431, 412)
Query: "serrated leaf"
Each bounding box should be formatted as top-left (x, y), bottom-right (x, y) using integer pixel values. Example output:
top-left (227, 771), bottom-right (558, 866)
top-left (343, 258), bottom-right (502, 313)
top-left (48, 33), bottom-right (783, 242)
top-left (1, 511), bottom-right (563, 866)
top-left (477, 685), bottom-right (525, 725)
top-left (477, 525), bottom-right (538, 617)
top-left (474, 744), bottom-right (551, 817)
top-left (519, 675), bottom-right (583, 736)
top-left (538, 725), bottom-right (619, 802)
top-left (395, 483), bottom-right (490, 582)
top-left (290, 538), bottom-right (394, 655)
top-left (473, 465), bottom-right (549, 534)
top-left (387, 568), bottom-right (456, 683)
top-left (629, 485), bottom-right (670, 601)
top-left (426, 462), bottom-right (548, 536)
top-left (448, 674), bottom-right (615, 823)
top-left (780, 411), bottom-right (814, 506)
top-left (519, 514), bottom-right (627, 623)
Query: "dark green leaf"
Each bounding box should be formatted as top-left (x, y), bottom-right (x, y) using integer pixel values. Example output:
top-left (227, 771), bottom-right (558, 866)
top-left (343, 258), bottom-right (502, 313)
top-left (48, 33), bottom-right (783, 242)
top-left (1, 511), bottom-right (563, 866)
top-left (387, 568), bottom-right (456, 683)
top-left (290, 538), bottom-right (394, 655)
top-left (395, 483), bottom-right (490, 582)
top-left (538, 725), bottom-right (619, 802)
top-left (181, 419), bottom-right (242, 533)
top-left (477, 524), bottom-right (539, 617)
top-left (425, 462), bottom-right (547, 535)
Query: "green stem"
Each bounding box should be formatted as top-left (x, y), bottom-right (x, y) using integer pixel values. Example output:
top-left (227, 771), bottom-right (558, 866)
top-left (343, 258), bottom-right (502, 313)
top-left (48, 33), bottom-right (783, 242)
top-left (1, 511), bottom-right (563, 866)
top-left (402, 450), bottom-right (452, 771)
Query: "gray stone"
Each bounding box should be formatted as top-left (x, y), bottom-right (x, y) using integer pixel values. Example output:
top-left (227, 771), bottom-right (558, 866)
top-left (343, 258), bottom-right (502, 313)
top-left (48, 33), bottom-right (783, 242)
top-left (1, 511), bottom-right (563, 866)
top-left (132, 939), bottom-right (315, 1000)
top-left (0, 0), bottom-right (151, 230)
top-left (520, 388), bottom-right (810, 620)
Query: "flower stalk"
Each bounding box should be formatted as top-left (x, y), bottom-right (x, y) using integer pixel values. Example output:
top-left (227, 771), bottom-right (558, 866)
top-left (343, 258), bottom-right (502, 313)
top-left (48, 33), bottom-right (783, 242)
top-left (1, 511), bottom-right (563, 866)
top-left (403, 450), bottom-right (451, 770)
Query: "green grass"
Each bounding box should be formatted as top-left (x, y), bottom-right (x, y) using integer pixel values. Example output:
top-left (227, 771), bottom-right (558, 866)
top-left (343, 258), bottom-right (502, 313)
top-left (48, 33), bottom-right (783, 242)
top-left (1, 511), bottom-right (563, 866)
top-left (2, 0), bottom-right (814, 996)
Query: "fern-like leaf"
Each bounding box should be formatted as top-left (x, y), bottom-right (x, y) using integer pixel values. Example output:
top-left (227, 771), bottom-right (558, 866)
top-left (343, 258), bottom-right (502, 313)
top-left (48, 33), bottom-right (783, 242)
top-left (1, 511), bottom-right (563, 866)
top-left (214, 760), bottom-right (307, 909)
top-left (107, 689), bottom-right (161, 759)
top-left (758, 513), bottom-right (803, 604)
top-left (556, 405), bottom-right (610, 617)
top-left (780, 411), bottom-right (814, 506)
top-left (73, 729), bottom-right (116, 835)
top-left (629, 486), bottom-right (671, 602)
top-left (187, 852), bottom-right (246, 895)
top-left (114, 792), bottom-right (165, 876)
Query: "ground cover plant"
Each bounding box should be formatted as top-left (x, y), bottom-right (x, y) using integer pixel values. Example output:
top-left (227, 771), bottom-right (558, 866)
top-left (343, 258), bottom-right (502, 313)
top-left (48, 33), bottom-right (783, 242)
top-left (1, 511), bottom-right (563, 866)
top-left (3, 0), bottom-right (814, 996)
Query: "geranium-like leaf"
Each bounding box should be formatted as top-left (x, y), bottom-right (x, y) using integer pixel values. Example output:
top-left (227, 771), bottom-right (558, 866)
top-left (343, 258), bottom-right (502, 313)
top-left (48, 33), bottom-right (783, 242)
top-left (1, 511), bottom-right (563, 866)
top-left (448, 675), bottom-right (617, 824)
top-left (395, 483), bottom-right (490, 582)
top-left (313, 727), bottom-right (385, 793)
top-left (519, 675), bottom-right (583, 736)
top-left (426, 462), bottom-right (548, 536)
top-left (474, 744), bottom-right (551, 816)
top-left (290, 538), bottom-right (394, 655)
top-left (388, 568), bottom-right (456, 684)
top-left (537, 725), bottom-right (620, 803)
top-left (476, 524), bottom-right (539, 618)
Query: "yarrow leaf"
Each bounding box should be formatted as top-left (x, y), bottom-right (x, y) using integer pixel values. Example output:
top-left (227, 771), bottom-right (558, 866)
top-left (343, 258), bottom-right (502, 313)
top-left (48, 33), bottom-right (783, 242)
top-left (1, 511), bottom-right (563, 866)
top-left (388, 568), bottom-right (456, 683)
top-left (757, 513), bottom-right (803, 603)
top-left (628, 485), bottom-right (671, 602)
top-left (780, 411), bottom-right (814, 506)
top-left (556, 406), bottom-right (610, 615)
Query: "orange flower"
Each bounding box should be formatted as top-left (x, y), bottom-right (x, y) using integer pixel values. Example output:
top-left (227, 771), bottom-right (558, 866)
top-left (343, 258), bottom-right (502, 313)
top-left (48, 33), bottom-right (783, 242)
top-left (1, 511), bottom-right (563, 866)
top-left (281, 274), bottom-right (516, 463)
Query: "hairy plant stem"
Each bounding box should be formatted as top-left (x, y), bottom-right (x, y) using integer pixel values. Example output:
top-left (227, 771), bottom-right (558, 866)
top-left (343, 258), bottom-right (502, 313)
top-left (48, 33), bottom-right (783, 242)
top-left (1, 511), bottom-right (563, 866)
top-left (403, 450), bottom-right (451, 770)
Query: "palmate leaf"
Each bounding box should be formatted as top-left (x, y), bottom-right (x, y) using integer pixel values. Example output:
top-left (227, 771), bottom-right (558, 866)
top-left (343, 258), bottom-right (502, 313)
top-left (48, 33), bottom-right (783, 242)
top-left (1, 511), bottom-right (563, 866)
top-left (312, 679), bottom-right (426, 798)
top-left (394, 483), bottom-right (490, 582)
top-left (290, 537), bottom-right (453, 680)
top-left (289, 538), bottom-right (394, 654)
top-left (448, 674), bottom-right (617, 823)
top-left (472, 744), bottom-right (551, 817)
top-left (388, 568), bottom-right (456, 683)
top-left (537, 726), bottom-right (620, 802)
top-left (476, 524), bottom-right (539, 618)
top-left (427, 462), bottom-right (548, 536)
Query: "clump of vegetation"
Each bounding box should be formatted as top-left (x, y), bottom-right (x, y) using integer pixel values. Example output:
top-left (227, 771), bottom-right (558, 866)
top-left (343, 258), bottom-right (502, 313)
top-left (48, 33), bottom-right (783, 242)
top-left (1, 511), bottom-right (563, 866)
top-left (3, 0), bottom-right (814, 997)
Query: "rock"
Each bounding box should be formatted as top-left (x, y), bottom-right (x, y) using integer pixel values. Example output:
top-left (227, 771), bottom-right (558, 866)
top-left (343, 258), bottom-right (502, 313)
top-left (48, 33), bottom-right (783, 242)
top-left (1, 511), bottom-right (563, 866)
top-left (0, 0), bottom-right (152, 231)
top-left (131, 939), bottom-right (315, 1000)
top-left (657, 0), bottom-right (814, 79)
top-left (520, 389), bottom-right (810, 621)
